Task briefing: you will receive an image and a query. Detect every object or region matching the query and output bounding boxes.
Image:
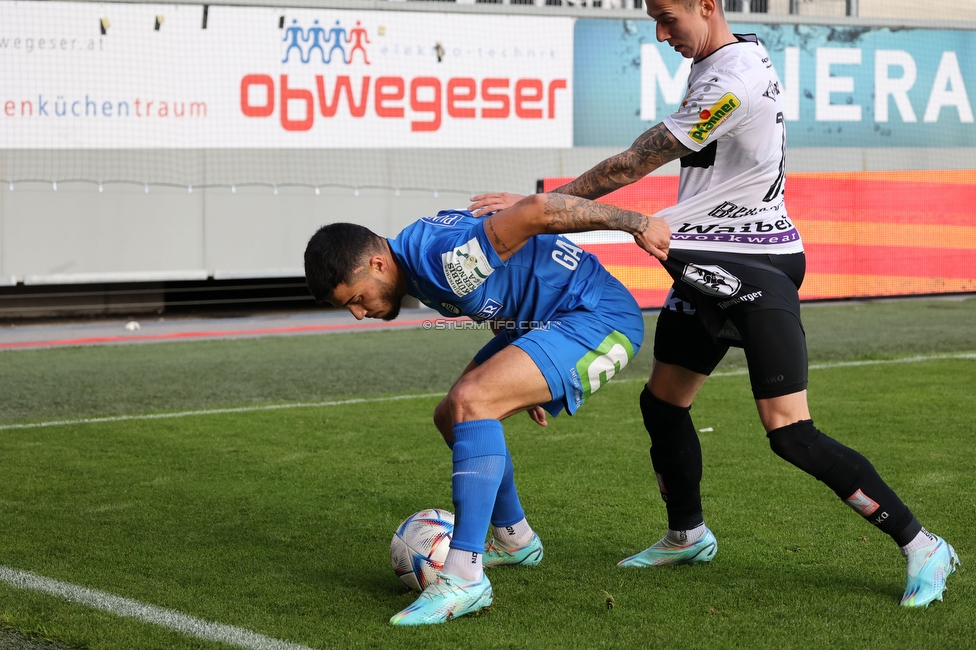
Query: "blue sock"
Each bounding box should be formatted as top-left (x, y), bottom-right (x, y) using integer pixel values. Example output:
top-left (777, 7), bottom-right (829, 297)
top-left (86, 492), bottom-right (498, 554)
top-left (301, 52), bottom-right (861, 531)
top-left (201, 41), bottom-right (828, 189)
top-left (490, 448), bottom-right (526, 528)
top-left (450, 420), bottom-right (507, 554)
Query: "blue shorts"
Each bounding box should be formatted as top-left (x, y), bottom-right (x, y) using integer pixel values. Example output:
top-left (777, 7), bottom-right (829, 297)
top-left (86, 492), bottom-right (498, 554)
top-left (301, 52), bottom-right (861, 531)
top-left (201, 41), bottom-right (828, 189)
top-left (473, 276), bottom-right (644, 417)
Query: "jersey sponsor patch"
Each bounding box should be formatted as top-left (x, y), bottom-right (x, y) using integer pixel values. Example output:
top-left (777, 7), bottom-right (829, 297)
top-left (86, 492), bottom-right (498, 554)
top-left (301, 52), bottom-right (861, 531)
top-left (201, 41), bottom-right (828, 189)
top-left (680, 263), bottom-right (741, 297)
top-left (441, 238), bottom-right (494, 297)
top-left (471, 298), bottom-right (503, 321)
top-left (440, 301), bottom-right (462, 315)
top-left (422, 211), bottom-right (466, 227)
top-left (689, 92), bottom-right (740, 144)
top-left (574, 331), bottom-right (635, 398)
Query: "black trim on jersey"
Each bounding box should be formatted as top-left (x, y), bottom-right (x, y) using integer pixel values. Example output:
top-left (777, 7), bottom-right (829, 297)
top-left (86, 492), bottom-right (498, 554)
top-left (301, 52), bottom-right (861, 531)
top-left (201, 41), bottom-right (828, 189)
top-left (681, 141), bottom-right (717, 169)
top-left (694, 33), bottom-right (760, 66)
top-left (763, 112), bottom-right (787, 202)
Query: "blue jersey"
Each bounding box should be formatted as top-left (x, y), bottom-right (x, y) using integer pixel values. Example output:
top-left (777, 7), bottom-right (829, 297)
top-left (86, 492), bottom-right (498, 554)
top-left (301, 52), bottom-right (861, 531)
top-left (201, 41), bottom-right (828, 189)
top-left (388, 210), bottom-right (614, 325)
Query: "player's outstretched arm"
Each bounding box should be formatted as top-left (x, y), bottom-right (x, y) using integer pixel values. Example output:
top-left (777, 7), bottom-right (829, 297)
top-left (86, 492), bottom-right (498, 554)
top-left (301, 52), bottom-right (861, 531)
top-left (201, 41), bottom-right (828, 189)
top-left (552, 122), bottom-right (691, 200)
top-left (469, 123), bottom-right (691, 215)
top-left (484, 193), bottom-right (670, 262)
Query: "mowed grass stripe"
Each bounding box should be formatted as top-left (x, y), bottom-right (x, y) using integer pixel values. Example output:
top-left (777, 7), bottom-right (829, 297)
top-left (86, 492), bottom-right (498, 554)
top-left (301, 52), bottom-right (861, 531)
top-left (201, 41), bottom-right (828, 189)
top-left (2, 352), bottom-right (972, 433)
top-left (0, 567), bottom-right (314, 650)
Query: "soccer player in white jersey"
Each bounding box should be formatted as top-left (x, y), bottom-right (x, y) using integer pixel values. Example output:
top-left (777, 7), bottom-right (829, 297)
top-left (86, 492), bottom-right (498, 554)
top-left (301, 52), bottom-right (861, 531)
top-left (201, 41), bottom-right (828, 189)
top-left (470, 0), bottom-right (958, 607)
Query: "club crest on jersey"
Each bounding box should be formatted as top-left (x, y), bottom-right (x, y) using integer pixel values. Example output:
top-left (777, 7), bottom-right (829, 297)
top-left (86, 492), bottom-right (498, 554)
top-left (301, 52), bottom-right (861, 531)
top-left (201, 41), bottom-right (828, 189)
top-left (441, 238), bottom-right (494, 297)
top-left (689, 93), bottom-right (740, 143)
top-left (763, 81), bottom-right (781, 100)
top-left (680, 264), bottom-right (741, 297)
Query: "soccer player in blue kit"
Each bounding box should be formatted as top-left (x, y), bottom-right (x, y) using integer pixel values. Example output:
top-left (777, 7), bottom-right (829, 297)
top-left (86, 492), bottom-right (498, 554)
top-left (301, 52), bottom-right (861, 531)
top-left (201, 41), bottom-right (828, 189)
top-left (472, 0), bottom-right (958, 612)
top-left (304, 193), bottom-right (672, 625)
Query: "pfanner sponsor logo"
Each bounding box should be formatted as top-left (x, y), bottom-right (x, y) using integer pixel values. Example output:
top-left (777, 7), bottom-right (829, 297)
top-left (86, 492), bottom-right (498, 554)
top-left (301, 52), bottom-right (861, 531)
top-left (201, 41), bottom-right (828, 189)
top-left (689, 92), bottom-right (739, 143)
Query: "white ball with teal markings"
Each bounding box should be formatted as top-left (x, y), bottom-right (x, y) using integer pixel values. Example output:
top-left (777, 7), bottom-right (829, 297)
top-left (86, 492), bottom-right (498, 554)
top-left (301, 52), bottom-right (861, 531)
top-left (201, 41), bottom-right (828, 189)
top-left (390, 508), bottom-right (454, 592)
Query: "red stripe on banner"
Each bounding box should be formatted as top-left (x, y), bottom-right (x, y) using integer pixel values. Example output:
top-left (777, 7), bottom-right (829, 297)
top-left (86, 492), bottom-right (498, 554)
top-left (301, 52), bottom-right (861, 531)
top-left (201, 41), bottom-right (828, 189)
top-left (788, 177), bottom-right (976, 227)
top-left (793, 171), bottom-right (976, 184)
top-left (0, 318), bottom-right (463, 350)
top-left (805, 244), bottom-right (976, 279)
top-left (544, 171), bottom-right (976, 307)
top-left (800, 274), bottom-right (976, 300)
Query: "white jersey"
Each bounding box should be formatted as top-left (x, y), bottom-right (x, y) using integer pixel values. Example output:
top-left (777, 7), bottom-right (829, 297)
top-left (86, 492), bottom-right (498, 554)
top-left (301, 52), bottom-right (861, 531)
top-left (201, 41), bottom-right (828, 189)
top-left (658, 35), bottom-right (802, 255)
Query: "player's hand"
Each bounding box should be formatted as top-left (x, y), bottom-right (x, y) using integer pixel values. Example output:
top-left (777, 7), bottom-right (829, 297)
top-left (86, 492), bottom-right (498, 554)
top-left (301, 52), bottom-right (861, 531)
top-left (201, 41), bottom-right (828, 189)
top-left (469, 192), bottom-right (524, 217)
top-left (527, 405), bottom-right (548, 427)
top-left (633, 217), bottom-right (671, 262)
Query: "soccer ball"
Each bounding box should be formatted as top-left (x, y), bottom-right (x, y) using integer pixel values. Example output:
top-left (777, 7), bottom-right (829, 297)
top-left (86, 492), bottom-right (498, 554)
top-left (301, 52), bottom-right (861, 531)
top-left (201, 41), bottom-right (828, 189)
top-left (390, 508), bottom-right (454, 592)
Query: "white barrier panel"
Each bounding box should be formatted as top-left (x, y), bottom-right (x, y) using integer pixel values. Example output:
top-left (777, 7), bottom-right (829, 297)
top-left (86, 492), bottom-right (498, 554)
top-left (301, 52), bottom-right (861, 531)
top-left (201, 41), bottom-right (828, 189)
top-left (0, 2), bottom-right (574, 148)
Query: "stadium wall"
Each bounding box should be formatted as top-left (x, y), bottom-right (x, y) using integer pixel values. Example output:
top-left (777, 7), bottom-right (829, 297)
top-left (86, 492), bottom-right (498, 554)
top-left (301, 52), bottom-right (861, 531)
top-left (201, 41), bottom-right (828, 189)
top-left (0, 0), bottom-right (973, 309)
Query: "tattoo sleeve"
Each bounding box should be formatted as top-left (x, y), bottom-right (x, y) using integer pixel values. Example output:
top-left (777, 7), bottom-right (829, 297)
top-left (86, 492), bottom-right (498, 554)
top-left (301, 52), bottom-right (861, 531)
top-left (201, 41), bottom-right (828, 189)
top-left (542, 194), bottom-right (650, 236)
top-left (552, 122), bottom-right (691, 199)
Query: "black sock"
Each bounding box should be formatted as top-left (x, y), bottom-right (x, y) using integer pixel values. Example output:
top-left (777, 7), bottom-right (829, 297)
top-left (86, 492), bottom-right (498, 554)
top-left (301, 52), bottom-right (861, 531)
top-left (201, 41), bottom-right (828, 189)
top-left (767, 420), bottom-right (921, 545)
top-left (640, 387), bottom-right (704, 531)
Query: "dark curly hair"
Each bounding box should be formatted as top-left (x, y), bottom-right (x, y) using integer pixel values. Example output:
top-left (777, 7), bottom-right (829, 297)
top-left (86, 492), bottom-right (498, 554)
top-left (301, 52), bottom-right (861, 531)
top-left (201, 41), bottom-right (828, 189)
top-left (304, 222), bottom-right (385, 303)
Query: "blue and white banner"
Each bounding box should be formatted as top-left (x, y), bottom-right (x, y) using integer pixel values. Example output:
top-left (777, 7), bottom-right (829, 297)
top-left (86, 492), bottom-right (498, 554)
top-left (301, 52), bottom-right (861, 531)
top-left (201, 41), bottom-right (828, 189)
top-left (574, 20), bottom-right (975, 147)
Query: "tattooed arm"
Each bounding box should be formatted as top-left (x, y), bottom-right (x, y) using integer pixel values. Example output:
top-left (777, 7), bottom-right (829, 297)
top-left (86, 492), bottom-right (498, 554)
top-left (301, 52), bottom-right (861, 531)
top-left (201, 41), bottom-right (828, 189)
top-left (483, 193), bottom-right (671, 263)
top-left (469, 122), bottom-right (690, 216)
top-left (552, 122), bottom-right (691, 199)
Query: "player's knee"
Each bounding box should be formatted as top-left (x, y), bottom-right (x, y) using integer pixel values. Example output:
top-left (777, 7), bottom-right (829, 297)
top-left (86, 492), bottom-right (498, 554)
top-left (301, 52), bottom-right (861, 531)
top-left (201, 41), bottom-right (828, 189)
top-left (640, 387), bottom-right (691, 444)
top-left (767, 419), bottom-right (816, 463)
top-left (432, 398), bottom-right (454, 444)
top-left (767, 419), bottom-right (843, 481)
top-left (640, 387), bottom-right (702, 488)
top-left (445, 379), bottom-right (487, 423)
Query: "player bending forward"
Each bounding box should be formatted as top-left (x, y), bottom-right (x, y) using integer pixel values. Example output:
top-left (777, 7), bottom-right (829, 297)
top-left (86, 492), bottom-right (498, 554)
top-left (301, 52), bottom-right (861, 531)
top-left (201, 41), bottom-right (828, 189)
top-left (470, 0), bottom-right (958, 609)
top-left (305, 193), bottom-right (671, 624)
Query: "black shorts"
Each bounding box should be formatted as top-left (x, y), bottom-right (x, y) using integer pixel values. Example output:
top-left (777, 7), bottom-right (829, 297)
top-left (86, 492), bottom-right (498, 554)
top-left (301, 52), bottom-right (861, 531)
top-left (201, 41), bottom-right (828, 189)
top-left (653, 250), bottom-right (808, 399)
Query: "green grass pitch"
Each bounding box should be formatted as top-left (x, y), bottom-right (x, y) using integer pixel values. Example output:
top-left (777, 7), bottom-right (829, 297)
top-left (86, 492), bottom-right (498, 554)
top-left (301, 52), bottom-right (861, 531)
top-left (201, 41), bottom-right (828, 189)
top-left (0, 297), bottom-right (974, 649)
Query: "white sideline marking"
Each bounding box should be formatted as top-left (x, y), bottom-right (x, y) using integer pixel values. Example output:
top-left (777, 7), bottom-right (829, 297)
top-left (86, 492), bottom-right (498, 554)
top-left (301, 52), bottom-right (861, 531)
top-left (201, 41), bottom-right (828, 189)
top-left (0, 393), bottom-right (443, 432)
top-left (0, 566), bottom-right (314, 650)
top-left (619, 351), bottom-right (976, 383)
top-left (1, 353), bottom-right (974, 433)
top-left (808, 353), bottom-right (976, 370)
